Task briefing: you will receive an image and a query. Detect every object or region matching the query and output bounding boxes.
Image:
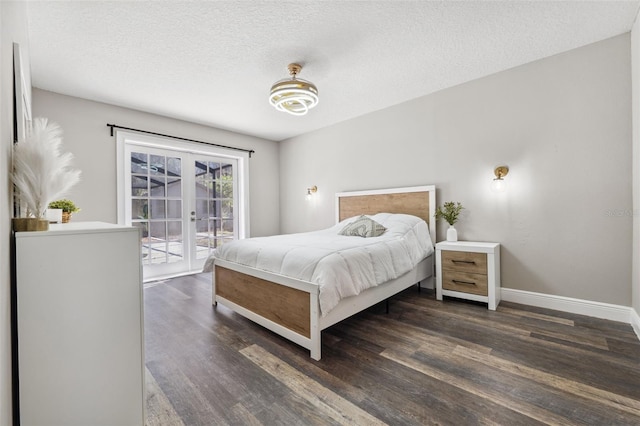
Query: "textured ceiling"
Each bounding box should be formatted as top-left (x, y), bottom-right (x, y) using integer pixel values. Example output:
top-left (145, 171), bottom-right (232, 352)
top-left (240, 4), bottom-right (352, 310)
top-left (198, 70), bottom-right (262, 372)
top-left (26, 1), bottom-right (640, 142)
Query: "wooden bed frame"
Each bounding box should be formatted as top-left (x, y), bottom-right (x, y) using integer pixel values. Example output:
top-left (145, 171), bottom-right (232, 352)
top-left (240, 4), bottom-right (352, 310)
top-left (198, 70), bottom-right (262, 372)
top-left (212, 185), bottom-right (436, 360)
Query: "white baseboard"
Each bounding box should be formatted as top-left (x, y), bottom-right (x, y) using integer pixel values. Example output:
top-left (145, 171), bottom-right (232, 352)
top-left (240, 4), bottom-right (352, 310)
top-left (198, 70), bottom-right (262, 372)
top-left (631, 308), bottom-right (640, 340)
top-left (501, 288), bottom-right (633, 325)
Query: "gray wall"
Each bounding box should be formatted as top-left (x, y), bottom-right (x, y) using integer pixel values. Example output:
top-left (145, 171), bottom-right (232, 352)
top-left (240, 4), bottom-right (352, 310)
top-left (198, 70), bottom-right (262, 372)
top-left (1, 2), bottom-right (30, 423)
top-left (632, 15), bottom-right (640, 320)
top-left (280, 34), bottom-right (632, 307)
top-left (32, 89), bottom-right (281, 238)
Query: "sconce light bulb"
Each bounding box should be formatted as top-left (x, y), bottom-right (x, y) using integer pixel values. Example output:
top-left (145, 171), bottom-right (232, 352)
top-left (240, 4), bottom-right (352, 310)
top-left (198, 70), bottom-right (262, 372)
top-left (491, 177), bottom-right (507, 193)
top-left (305, 185), bottom-right (317, 201)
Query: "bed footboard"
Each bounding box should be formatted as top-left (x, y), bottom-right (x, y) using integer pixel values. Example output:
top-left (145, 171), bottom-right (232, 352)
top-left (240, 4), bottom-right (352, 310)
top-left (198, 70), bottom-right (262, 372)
top-left (212, 255), bottom-right (432, 361)
top-left (213, 260), bottom-right (322, 360)
top-left (215, 265), bottom-right (311, 337)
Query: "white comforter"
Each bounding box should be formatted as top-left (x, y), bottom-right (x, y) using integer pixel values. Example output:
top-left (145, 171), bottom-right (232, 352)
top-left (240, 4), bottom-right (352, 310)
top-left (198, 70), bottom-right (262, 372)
top-left (208, 213), bottom-right (433, 316)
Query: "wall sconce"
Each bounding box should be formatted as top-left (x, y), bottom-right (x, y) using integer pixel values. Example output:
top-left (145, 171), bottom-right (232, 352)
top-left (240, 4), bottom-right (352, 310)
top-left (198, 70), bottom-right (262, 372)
top-left (306, 185), bottom-right (318, 200)
top-left (491, 166), bottom-right (509, 193)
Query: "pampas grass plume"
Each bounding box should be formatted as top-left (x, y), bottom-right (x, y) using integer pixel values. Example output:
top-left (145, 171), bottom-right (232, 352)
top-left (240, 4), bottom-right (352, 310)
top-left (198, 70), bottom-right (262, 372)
top-left (12, 118), bottom-right (81, 218)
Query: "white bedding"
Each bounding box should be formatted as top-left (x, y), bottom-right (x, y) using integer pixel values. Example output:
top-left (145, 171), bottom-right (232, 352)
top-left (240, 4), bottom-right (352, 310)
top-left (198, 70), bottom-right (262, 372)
top-left (206, 213), bottom-right (433, 316)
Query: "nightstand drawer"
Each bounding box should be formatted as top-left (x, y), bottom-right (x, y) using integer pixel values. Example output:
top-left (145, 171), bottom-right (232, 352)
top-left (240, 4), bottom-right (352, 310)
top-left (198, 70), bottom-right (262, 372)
top-left (441, 250), bottom-right (487, 274)
top-left (442, 270), bottom-right (488, 296)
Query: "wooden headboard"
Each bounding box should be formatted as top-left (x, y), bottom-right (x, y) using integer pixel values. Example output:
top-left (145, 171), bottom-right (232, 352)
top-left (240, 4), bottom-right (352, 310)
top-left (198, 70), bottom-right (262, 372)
top-left (336, 185), bottom-right (436, 244)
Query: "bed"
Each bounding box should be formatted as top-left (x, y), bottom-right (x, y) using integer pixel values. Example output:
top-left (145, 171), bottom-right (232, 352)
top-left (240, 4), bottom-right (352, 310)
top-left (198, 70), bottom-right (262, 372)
top-left (209, 185), bottom-right (436, 360)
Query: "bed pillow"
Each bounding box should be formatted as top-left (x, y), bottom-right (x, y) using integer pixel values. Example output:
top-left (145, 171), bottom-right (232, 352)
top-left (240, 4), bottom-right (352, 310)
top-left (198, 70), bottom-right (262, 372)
top-left (338, 215), bottom-right (386, 238)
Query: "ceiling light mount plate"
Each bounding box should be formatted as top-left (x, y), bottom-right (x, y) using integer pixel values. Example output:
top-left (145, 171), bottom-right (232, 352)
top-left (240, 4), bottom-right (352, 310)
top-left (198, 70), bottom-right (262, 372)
top-left (494, 166), bottom-right (509, 179)
top-left (287, 63), bottom-right (302, 77)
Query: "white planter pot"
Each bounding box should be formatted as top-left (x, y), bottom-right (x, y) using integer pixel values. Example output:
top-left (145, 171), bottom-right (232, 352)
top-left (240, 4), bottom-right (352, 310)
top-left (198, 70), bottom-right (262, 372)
top-left (446, 225), bottom-right (458, 242)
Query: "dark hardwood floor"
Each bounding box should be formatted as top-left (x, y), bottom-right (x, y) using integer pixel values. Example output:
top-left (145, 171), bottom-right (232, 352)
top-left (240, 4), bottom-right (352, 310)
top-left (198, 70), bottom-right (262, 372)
top-left (144, 273), bottom-right (640, 425)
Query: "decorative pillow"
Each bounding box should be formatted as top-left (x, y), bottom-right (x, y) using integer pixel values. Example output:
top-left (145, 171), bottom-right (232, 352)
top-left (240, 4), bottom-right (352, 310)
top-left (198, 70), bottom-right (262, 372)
top-left (339, 215), bottom-right (386, 238)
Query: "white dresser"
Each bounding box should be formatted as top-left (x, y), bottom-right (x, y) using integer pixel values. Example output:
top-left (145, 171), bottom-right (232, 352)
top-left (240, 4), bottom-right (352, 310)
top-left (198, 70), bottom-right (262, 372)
top-left (14, 222), bottom-right (144, 426)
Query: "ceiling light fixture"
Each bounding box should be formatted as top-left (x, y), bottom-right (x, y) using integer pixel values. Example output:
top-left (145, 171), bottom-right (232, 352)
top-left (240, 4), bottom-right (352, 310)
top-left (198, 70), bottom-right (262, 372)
top-left (269, 63), bottom-right (319, 116)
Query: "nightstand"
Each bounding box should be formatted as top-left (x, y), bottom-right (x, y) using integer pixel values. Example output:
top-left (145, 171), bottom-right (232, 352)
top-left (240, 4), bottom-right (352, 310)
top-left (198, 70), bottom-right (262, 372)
top-left (435, 241), bottom-right (501, 310)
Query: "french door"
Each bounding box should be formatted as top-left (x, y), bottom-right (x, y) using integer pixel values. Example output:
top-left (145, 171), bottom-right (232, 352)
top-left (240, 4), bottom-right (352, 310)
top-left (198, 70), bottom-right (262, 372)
top-left (117, 133), bottom-right (246, 281)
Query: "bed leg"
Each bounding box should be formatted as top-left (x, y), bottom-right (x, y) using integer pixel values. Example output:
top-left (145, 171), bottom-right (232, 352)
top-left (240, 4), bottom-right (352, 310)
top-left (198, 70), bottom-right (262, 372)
top-left (311, 346), bottom-right (321, 361)
top-left (211, 266), bottom-right (217, 307)
top-left (310, 327), bottom-right (321, 360)
top-left (417, 281), bottom-right (421, 293)
top-left (385, 299), bottom-right (389, 314)
top-left (310, 292), bottom-right (321, 360)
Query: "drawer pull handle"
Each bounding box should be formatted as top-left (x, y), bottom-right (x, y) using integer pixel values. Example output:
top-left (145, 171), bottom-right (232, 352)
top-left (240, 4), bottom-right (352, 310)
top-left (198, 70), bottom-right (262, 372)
top-left (451, 260), bottom-right (476, 264)
top-left (452, 279), bottom-right (477, 286)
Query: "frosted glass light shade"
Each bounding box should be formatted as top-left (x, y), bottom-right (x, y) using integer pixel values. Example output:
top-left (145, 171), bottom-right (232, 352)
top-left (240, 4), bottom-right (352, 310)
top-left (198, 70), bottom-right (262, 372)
top-left (491, 178), bottom-right (507, 193)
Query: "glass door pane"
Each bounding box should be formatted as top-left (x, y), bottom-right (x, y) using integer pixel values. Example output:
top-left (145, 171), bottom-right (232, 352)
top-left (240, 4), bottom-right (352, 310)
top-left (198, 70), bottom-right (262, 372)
top-left (193, 158), bottom-right (237, 263)
top-left (128, 147), bottom-right (186, 279)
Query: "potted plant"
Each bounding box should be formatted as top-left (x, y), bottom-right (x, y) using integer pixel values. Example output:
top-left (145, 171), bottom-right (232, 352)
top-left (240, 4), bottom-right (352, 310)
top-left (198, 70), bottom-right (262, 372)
top-left (11, 118), bottom-right (81, 231)
top-left (48, 199), bottom-right (80, 223)
top-left (435, 201), bottom-right (464, 242)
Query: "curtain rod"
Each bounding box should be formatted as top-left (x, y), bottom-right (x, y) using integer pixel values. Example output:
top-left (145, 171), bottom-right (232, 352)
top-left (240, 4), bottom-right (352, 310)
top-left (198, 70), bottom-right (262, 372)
top-left (106, 124), bottom-right (255, 158)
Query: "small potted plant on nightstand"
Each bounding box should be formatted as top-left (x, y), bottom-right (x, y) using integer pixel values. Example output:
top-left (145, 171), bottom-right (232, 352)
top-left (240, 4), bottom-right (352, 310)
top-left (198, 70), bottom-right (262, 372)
top-left (48, 199), bottom-right (80, 223)
top-left (435, 201), bottom-right (464, 242)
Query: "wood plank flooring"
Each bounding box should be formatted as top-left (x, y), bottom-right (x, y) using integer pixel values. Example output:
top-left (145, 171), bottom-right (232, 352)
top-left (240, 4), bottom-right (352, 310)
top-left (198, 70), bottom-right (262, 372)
top-left (144, 273), bottom-right (640, 425)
